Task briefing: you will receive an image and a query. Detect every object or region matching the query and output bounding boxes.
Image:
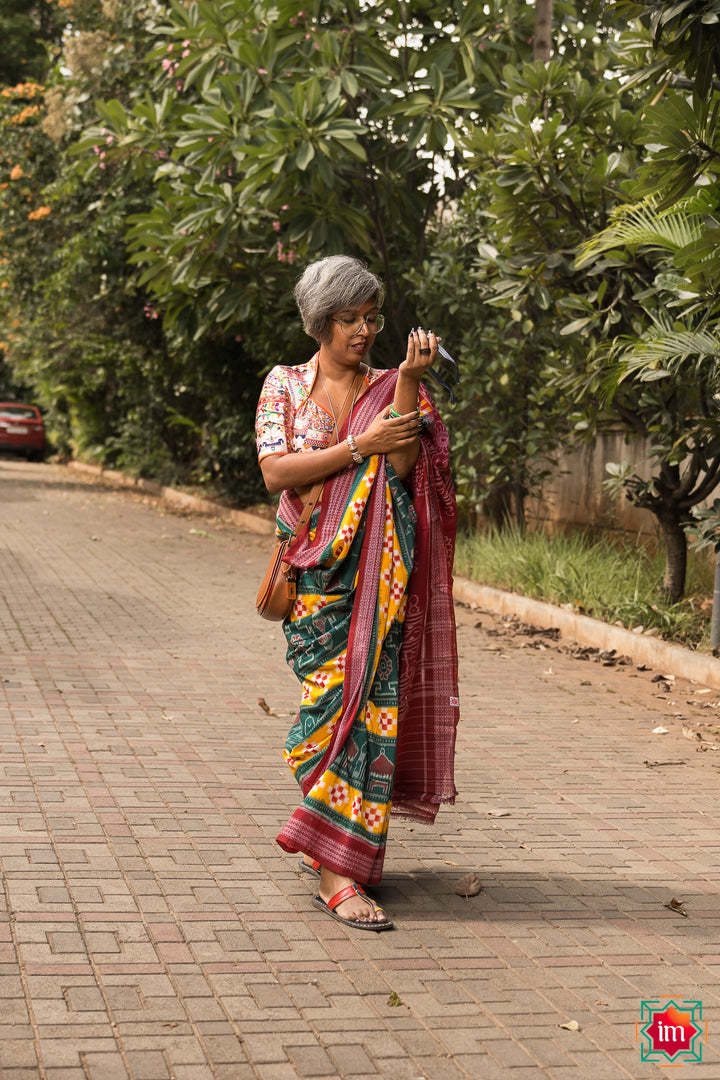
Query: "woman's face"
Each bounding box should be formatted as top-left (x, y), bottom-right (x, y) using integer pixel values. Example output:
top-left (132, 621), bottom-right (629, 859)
top-left (323, 297), bottom-right (380, 366)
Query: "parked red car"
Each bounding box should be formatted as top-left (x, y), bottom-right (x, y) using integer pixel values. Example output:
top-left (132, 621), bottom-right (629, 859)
top-left (0, 402), bottom-right (46, 460)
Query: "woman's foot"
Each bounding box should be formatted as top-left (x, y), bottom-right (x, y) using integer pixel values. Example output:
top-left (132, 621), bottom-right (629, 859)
top-left (299, 855), bottom-right (321, 878)
top-left (317, 867), bottom-right (389, 925)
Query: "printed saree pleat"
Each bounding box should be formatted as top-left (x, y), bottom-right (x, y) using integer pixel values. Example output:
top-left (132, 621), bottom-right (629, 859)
top-left (274, 370), bottom-right (459, 885)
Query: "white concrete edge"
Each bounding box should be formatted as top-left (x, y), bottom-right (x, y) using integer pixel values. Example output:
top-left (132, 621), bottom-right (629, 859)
top-left (453, 577), bottom-right (720, 691)
top-left (65, 460), bottom-right (720, 689)
top-left (66, 460), bottom-right (275, 537)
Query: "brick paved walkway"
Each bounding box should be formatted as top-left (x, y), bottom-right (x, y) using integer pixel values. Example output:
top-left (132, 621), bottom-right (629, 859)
top-left (1, 456), bottom-right (720, 1080)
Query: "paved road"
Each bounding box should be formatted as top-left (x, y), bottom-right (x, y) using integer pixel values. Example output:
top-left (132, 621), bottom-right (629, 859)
top-left (1, 456), bottom-right (720, 1080)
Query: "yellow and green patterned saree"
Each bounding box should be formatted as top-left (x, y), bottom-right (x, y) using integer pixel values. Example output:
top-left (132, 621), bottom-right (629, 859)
top-left (276, 370), bottom-right (459, 886)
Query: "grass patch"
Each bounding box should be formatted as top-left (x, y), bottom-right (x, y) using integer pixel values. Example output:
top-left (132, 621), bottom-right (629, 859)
top-left (454, 527), bottom-right (715, 650)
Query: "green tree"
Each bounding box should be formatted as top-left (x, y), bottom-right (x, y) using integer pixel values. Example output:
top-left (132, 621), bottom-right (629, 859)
top-left (560, 0), bottom-right (720, 599)
top-left (0, 0), bottom-right (64, 87)
top-left (412, 53), bottom-right (644, 526)
top-left (0, 0), bottom-right (267, 500)
top-left (79, 0), bottom-right (542, 363)
top-left (574, 198), bottom-right (720, 600)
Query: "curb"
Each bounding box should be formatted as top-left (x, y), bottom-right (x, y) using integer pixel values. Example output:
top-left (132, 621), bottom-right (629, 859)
top-left (66, 460), bottom-right (275, 537)
top-left (453, 577), bottom-right (720, 692)
top-left (64, 460), bottom-right (720, 691)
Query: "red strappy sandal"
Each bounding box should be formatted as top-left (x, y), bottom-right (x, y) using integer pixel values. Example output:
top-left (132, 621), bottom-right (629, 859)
top-left (312, 883), bottom-right (393, 932)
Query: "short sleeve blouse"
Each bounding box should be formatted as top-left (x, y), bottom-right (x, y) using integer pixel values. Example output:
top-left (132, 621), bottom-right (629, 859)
top-left (255, 353), bottom-right (384, 462)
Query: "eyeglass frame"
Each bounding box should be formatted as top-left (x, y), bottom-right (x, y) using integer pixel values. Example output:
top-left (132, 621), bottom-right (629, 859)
top-left (332, 312), bottom-right (385, 336)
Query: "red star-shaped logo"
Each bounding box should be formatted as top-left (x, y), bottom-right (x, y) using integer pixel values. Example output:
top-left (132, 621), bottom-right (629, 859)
top-left (644, 1003), bottom-right (700, 1060)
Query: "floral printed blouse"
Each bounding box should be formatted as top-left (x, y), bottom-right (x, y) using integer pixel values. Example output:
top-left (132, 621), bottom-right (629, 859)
top-left (255, 353), bottom-right (384, 461)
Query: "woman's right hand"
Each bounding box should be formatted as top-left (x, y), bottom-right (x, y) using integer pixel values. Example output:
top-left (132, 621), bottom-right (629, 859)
top-left (355, 405), bottom-right (421, 458)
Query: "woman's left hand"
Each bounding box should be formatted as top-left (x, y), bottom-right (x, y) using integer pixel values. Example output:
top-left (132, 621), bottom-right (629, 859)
top-left (398, 327), bottom-right (439, 382)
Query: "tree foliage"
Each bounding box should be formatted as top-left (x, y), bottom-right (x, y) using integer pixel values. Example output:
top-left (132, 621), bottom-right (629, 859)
top-left (0, 0), bottom-right (64, 87)
top-left (3, 0), bottom-right (720, 602)
top-left (79, 0), bottom-right (545, 362)
top-left (559, 0), bottom-right (720, 600)
top-left (0, 0), bottom-right (267, 499)
top-left (410, 52), bottom-right (645, 526)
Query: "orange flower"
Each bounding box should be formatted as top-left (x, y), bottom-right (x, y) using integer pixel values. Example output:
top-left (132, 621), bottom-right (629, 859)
top-left (9, 165), bottom-right (23, 180)
top-left (28, 206), bottom-right (51, 220)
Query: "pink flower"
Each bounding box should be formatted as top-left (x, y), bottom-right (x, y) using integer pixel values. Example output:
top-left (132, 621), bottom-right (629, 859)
top-left (182, 39), bottom-right (190, 47)
top-left (162, 58), bottom-right (172, 71)
top-left (167, 44), bottom-right (174, 52)
top-left (272, 220), bottom-right (281, 231)
top-left (258, 68), bottom-right (267, 74)
top-left (182, 49), bottom-right (190, 58)
top-left (106, 135), bottom-right (113, 145)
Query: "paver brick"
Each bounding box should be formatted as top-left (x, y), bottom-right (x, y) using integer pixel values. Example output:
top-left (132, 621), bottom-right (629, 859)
top-left (4, 458), bottom-right (720, 1079)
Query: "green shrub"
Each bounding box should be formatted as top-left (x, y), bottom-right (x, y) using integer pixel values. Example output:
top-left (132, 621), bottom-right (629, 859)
top-left (455, 527), bottom-right (714, 649)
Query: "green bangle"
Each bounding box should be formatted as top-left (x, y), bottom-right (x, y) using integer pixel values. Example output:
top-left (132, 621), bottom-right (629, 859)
top-left (389, 406), bottom-right (420, 419)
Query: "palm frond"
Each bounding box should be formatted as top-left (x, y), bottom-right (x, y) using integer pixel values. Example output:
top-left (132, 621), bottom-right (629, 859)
top-left (612, 322), bottom-right (720, 380)
top-left (576, 200), bottom-right (704, 268)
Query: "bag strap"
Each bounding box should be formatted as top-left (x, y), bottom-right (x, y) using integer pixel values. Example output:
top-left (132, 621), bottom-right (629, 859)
top-left (292, 480), bottom-right (324, 541)
top-left (287, 427), bottom-right (339, 544)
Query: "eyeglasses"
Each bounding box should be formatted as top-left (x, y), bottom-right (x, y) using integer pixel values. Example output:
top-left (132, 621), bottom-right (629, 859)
top-left (333, 313), bottom-right (385, 336)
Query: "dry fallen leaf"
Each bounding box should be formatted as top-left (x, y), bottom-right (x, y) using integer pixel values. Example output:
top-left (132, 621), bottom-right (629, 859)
top-left (665, 897), bottom-right (688, 917)
top-left (455, 873), bottom-right (482, 898)
top-left (257, 698), bottom-right (275, 715)
top-left (652, 726), bottom-right (669, 734)
top-left (387, 991), bottom-right (405, 1007)
top-left (560, 1020), bottom-right (580, 1031)
top-left (487, 809), bottom-right (511, 817)
top-left (683, 726), bottom-right (703, 741)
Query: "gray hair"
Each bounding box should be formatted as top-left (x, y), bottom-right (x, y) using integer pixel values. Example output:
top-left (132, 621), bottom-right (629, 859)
top-left (294, 255), bottom-right (385, 343)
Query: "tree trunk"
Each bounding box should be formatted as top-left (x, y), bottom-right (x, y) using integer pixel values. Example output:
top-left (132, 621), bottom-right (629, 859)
top-left (485, 484), bottom-right (515, 531)
top-left (533, 0), bottom-right (554, 62)
top-left (512, 481), bottom-right (526, 532)
top-left (658, 512), bottom-right (688, 602)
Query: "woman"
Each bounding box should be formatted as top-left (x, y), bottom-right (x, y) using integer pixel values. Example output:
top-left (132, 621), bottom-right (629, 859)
top-left (256, 255), bottom-right (459, 931)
